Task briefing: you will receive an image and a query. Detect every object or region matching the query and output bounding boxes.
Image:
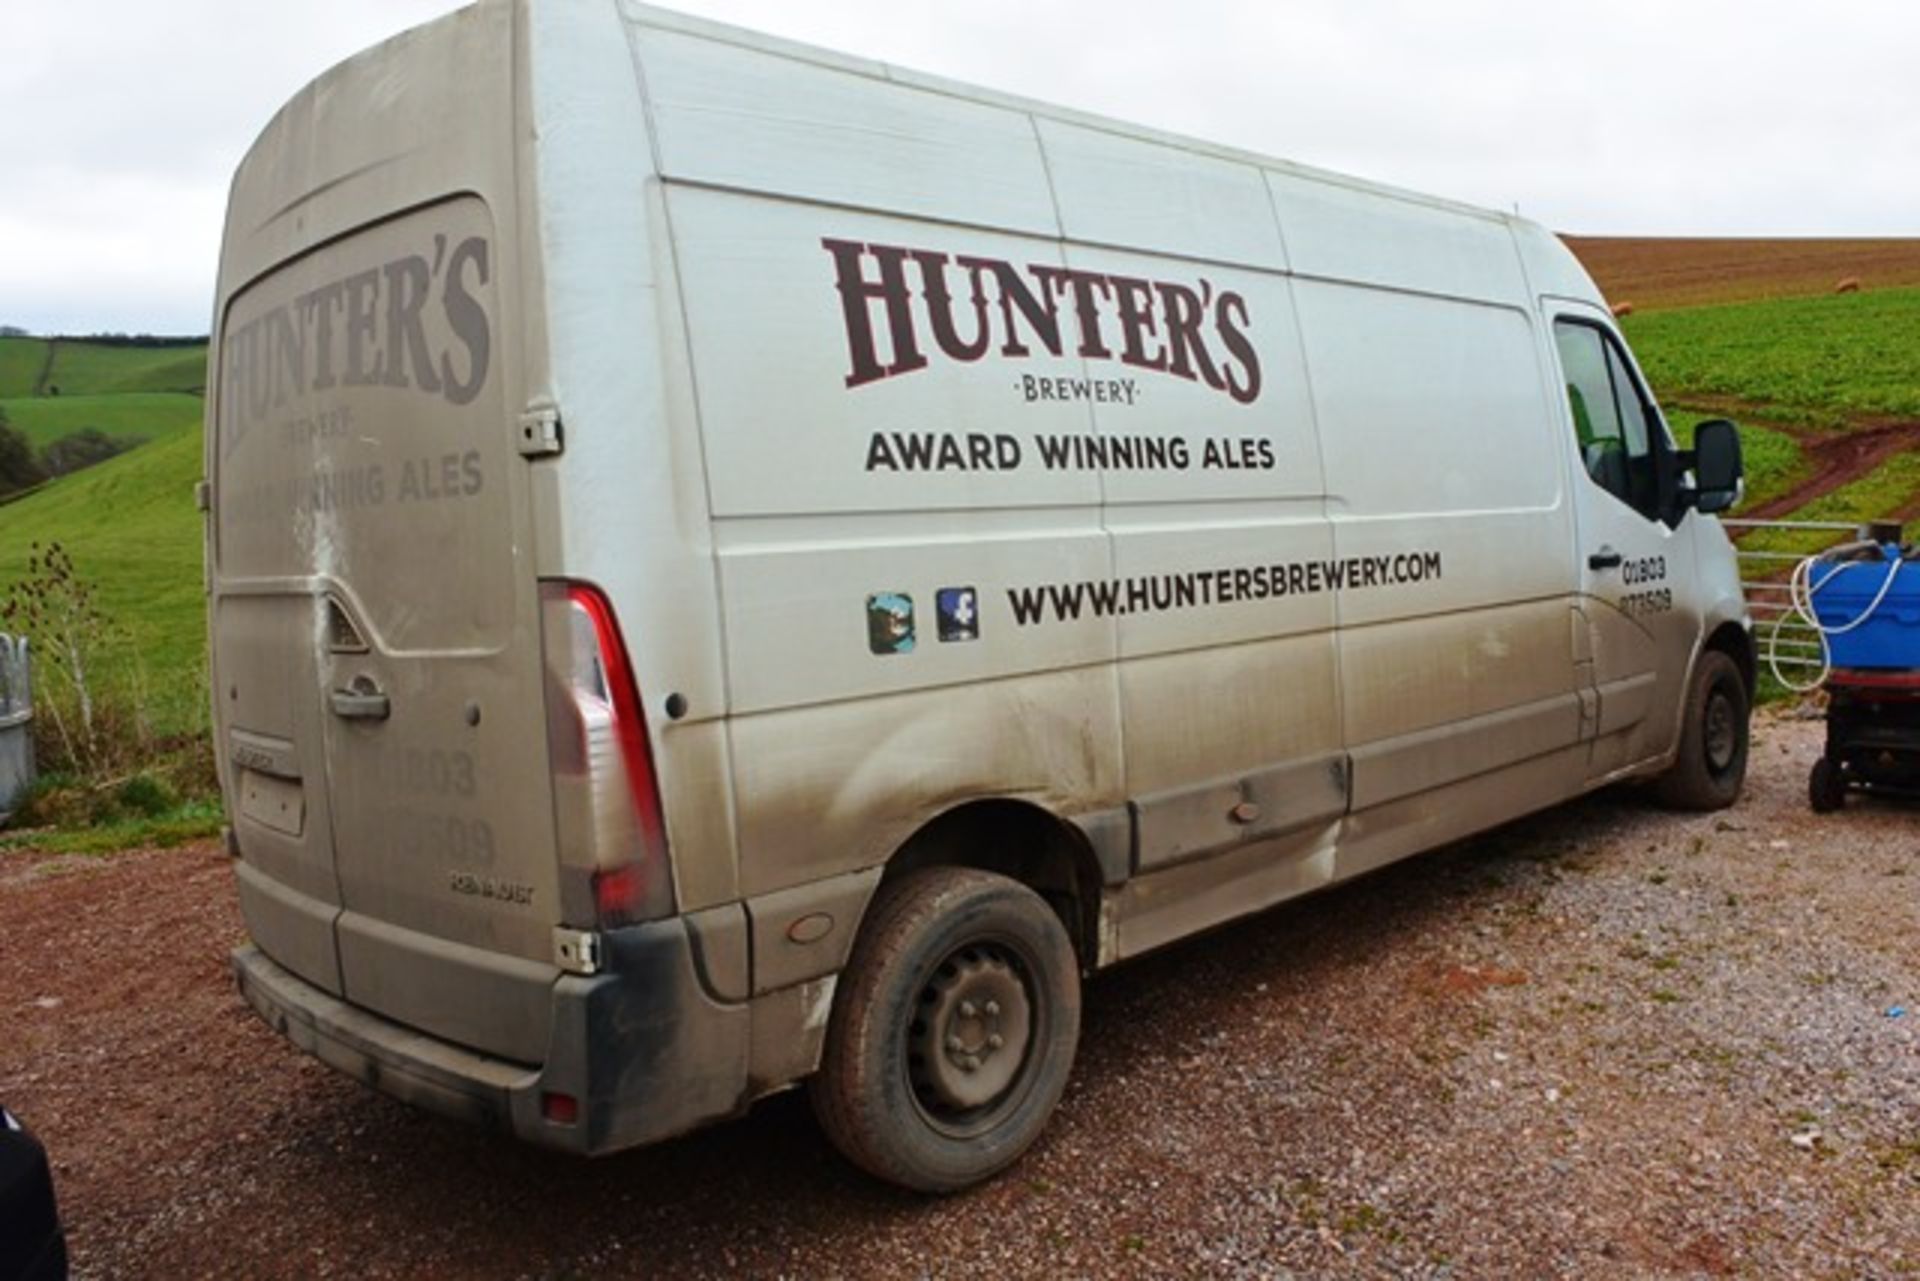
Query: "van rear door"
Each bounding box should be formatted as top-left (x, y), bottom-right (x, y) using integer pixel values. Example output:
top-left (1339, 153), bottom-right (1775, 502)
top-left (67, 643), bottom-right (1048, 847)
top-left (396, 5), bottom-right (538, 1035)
top-left (212, 197), bottom-right (563, 1064)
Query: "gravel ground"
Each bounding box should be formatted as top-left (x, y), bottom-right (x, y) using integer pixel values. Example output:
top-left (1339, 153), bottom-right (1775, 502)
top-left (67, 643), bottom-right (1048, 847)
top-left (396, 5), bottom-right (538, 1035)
top-left (4, 709), bottom-right (1918, 1278)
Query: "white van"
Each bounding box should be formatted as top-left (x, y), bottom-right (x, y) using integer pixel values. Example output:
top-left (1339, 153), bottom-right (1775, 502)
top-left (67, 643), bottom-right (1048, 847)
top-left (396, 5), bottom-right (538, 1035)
top-left (209, 0), bottom-right (1751, 1191)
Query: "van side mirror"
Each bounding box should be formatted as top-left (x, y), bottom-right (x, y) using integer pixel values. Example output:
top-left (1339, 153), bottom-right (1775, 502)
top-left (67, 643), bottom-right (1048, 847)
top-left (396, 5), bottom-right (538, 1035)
top-left (1689, 418), bottom-right (1743, 514)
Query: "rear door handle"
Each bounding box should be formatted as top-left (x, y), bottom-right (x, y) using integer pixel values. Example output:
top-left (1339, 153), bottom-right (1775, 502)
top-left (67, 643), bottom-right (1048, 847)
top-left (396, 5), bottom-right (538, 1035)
top-left (329, 684), bottom-right (390, 722)
top-left (1588, 547), bottom-right (1623, 570)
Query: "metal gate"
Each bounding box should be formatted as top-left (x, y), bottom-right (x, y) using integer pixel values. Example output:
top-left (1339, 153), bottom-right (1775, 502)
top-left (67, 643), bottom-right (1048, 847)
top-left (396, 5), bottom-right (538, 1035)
top-left (0, 633), bottom-right (32, 819)
top-left (1727, 518), bottom-right (1905, 682)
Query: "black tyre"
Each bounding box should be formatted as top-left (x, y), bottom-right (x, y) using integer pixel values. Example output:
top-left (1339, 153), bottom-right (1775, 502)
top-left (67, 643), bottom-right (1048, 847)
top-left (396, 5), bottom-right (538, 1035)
top-left (809, 866), bottom-right (1080, 1193)
top-left (1654, 650), bottom-right (1749, 811)
top-left (1808, 756), bottom-right (1846, 813)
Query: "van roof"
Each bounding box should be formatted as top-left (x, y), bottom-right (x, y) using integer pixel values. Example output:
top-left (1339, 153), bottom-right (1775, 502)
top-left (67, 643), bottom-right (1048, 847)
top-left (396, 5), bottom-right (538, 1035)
top-left (246, 1), bottom-right (1541, 239)
top-left (624, 1), bottom-right (1534, 234)
top-left (225, 1), bottom-right (1599, 313)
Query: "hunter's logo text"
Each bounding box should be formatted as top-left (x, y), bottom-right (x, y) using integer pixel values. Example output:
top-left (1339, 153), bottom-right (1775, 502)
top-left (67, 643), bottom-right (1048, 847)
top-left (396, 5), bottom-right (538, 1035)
top-left (222, 234), bottom-right (493, 457)
top-left (824, 239), bottom-right (1262, 404)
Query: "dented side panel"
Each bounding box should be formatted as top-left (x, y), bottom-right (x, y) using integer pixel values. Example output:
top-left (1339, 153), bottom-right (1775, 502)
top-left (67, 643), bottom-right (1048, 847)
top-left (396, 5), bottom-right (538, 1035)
top-left (725, 667), bottom-right (1126, 900)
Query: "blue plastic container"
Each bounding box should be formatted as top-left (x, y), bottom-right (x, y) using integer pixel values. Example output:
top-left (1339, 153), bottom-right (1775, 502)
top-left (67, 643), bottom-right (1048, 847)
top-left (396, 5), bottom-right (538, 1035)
top-left (1810, 551), bottom-right (1920, 670)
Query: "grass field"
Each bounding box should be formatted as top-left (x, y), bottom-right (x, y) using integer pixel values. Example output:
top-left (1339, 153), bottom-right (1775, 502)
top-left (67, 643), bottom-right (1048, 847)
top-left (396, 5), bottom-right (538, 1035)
top-left (0, 339), bottom-right (46, 397)
top-left (0, 428), bottom-right (206, 734)
top-left (1570, 238), bottom-right (1920, 540)
top-left (1737, 452), bottom-right (1920, 558)
top-left (0, 340), bottom-right (213, 752)
top-left (47, 342), bottom-right (207, 395)
top-left (0, 336), bottom-right (206, 398)
top-left (0, 392), bottom-right (203, 451)
top-left (1622, 289), bottom-right (1920, 427)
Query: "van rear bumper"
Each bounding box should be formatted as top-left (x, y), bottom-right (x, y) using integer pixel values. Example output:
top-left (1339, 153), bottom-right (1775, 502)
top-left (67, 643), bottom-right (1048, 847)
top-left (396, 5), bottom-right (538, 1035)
top-left (233, 918), bottom-right (751, 1155)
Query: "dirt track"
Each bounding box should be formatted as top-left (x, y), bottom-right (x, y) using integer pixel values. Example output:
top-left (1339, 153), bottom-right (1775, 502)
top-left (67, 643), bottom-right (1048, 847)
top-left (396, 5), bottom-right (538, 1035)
top-left (1732, 416), bottom-right (1920, 525)
top-left (1628, 388), bottom-right (1920, 527)
top-left (4, 710), bottom-right (1919, 1278)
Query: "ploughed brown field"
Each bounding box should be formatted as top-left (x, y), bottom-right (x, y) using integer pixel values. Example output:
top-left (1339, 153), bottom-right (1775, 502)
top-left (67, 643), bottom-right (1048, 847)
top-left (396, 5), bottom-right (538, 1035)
top-left (1562, 236), bottom-right (1920, 311)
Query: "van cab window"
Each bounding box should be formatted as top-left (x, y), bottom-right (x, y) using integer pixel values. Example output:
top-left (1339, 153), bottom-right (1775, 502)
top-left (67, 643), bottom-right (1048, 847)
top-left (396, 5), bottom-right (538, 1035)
top-left (1554, 319), bottom-right (1660, 519)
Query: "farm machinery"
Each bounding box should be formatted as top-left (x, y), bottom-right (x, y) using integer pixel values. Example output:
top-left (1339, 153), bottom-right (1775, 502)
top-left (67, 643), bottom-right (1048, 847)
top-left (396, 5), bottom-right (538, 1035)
top-left (1768, 523), bottom-right (1920, 811)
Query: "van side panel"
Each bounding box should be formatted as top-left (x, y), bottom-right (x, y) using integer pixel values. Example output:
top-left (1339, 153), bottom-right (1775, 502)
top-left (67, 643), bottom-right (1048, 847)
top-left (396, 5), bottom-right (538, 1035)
top-left (527, 0), bottom-right (743, 912)
top-left (631, 14), bottom-right (1594, 966)
top-left (1273, 184), bottom-right (1583, 876)
top-left (634, 28), bottom-right (1133, 914)
top-left (1065, 249), bottom-right (1339, 875)
top-left (665, 194), bottom-right (1104, 523)
top-left (638, 29), bottom-right (1361, 937)
top-left (665, 188), bottom-right (1124, 897)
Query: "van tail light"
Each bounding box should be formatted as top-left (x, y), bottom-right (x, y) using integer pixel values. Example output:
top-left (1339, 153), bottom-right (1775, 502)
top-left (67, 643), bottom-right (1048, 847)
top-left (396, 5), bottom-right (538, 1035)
top-left (539, 580), bottom-right (673, 926)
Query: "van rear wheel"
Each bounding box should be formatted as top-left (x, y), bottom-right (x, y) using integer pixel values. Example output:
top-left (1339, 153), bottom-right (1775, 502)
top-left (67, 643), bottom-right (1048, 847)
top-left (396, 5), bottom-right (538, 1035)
top-left (1654, 649), bottom-right (1749, 811)
top-left (809, 866), bottom-right (1080, 1193)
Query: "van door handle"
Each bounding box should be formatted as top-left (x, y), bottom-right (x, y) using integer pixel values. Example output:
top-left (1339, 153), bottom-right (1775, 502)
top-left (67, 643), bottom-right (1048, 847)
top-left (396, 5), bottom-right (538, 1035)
top-left (329, 683), bottom-right (390, 722)
top-left (1588, 547), bottom-right (1623, 571)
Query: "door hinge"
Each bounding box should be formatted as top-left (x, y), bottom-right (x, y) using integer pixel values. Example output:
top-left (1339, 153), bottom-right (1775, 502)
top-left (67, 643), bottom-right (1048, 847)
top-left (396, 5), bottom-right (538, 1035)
top-left (517, 408), bottom-right (564, 458)
top-left (553, 926), bottom-right (602, 976)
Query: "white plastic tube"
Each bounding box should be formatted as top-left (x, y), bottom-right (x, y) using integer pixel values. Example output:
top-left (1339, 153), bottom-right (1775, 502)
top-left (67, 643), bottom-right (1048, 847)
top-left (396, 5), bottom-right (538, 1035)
top-left (1766, 549), bottom-right (1905, 693)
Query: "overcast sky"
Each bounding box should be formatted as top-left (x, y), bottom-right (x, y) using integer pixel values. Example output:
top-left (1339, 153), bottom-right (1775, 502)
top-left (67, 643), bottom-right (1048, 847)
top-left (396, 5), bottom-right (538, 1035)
top-left (7, 0), bottom-right (1917, 335)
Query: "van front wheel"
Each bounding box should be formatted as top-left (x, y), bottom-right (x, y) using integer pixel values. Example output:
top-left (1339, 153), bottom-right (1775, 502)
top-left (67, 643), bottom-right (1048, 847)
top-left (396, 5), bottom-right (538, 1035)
top-left (1654, 649), bottom-right (1749, 810)
top-left (809, 866), bottom-right (1080, 1193)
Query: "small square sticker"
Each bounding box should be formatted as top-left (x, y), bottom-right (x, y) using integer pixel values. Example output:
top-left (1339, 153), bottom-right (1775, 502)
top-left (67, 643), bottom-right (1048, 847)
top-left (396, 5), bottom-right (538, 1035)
top-left (936, 586), bottom-right (980, 642)
top-left (866, 592), bottom-right (915, 654)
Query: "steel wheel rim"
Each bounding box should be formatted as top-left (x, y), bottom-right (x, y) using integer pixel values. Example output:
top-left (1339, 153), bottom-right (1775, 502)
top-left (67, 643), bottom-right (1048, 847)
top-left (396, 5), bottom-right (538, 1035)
top-left (1705, 687), bottom-right (1738, 772)
top-left (904, 937), bottom-right (1041, 1138)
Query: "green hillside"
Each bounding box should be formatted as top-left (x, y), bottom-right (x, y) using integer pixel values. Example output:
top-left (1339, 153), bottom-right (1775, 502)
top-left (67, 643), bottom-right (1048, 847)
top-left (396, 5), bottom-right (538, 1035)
top-left (0, 336), bottom-right (206, 398)
top-left (0, 339), bottom-right (45, 397)
top-left (48, 342), bottom-right (207, 395)
top-left (0, 392), bottom-right (203, 451)
top-left (0, 426), bottom-right (206, 734)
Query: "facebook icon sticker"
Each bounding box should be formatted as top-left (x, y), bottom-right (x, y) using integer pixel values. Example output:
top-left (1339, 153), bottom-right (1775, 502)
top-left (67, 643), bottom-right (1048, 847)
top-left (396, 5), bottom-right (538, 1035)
top-left (935, 586), bottom-right (980, 642)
